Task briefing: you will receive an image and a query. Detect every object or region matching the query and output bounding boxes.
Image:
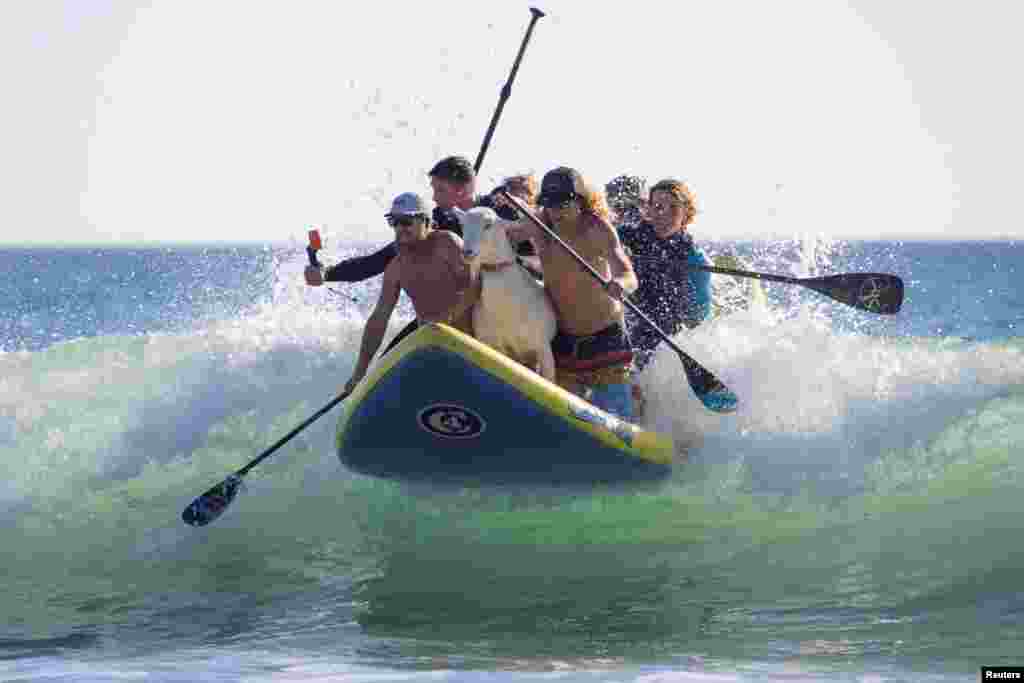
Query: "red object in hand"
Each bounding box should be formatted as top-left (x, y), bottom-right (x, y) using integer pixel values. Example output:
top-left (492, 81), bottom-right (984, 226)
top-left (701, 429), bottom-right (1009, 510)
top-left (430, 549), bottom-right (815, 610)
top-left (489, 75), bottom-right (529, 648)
top-left (308, 229), bottom-right (322, 250)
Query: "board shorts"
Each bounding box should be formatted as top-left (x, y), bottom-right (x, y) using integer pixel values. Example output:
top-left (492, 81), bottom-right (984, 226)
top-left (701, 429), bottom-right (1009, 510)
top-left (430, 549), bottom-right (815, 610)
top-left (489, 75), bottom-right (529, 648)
top-left (551, 322), bottom-right (635, 421)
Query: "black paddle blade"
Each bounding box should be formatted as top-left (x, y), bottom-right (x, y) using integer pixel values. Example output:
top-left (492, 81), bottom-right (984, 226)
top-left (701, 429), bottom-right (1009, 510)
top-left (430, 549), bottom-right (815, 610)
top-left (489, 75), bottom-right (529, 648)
top-left (679, 352), bottom-right (738, 414)
top-left (182, 474), bottom-right (243, 527)
top-left (806, 273), bottom-right (904, 314)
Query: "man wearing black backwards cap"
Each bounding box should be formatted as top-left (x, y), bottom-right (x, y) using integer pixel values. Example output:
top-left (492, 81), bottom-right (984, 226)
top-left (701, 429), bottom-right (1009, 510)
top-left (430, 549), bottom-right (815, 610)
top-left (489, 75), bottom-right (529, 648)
top-left (506, 167), bottom-right (640, 421)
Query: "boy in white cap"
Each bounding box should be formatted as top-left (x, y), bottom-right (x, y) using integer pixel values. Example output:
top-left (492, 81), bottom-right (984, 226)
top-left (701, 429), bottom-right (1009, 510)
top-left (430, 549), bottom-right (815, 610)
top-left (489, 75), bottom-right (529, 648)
top-left (343, 192), bottom-right (479, 393)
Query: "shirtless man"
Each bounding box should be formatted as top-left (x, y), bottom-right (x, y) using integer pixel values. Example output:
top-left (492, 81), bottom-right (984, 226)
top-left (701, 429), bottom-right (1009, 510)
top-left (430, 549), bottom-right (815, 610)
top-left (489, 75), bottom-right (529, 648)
top-left (344, 192), bottom-right (478, 393)
top-left (506, 167), bottom-right (639, 420)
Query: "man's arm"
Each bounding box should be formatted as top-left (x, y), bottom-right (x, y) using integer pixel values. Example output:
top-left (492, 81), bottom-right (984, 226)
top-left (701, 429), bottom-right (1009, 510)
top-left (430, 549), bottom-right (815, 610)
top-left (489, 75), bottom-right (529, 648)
top-left (661, 247), bottom-right (712, 328)
top-left (346, 260), bottom-right (402, 391)
top-left (682, 247), bottom-right (712, 327)
top-left (598, 217), bottom-right (638, 299)
top-left (440, 232), bottom-right (481, 321)
top-left (323, 242), bottom-right (398, 283)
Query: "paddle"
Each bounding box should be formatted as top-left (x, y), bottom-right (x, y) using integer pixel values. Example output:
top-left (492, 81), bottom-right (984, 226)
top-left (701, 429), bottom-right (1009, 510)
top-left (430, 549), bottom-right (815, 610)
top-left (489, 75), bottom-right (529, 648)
top-left (499, 191), bottom-right (738, 414)
top-left (473, 7), bottom-right (546, 175)
top-left (633, 257), bottom-right (904, 315)
top-left (699, 264), bottom-right (903, 314)
top-left (186, 13), bottom-right (550, 528)
top-left (181, 391), bottom-right (351, 527)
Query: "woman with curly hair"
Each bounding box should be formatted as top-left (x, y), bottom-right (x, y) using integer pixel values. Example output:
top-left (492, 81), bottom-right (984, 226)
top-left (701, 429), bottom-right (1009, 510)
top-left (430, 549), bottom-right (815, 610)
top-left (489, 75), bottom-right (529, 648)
top-left (506, 167), bottom-right (639, 421)
top-left (620, 178), bottom-right (712, 376)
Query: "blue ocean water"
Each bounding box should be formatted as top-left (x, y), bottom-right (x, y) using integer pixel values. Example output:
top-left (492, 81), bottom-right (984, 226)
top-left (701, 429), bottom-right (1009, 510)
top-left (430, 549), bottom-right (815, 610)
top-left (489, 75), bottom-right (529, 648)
top-left (2, 239), bottom-right (1022, 682)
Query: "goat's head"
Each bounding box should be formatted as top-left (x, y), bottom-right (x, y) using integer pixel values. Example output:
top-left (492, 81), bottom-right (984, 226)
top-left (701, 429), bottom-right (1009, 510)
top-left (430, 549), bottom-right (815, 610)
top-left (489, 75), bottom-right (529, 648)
top-left (455, 207), bottom-right (498, 260)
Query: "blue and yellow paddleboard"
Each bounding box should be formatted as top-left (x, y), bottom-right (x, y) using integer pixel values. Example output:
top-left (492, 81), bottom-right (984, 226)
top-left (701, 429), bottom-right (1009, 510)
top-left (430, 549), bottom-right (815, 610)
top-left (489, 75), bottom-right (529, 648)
top-left (336, 323), bottom-right (675, 485)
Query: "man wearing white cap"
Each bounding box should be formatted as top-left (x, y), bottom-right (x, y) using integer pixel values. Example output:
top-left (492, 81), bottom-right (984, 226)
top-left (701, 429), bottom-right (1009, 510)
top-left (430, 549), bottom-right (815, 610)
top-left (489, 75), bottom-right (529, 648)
top-left (344, 192), bottom-right (478, 393)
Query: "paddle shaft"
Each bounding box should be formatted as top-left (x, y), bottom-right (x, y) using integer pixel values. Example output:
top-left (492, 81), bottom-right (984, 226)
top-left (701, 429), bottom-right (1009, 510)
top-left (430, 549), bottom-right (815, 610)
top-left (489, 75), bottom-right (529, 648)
top-left (182, 390), bottom-right (352, 526)
top-left (708, 263), bottom-right (813, 285)
top-left (237, 391), bottom-right (349, 478)
top-left (473, 7), bottom-right (545, 174)
top-left (499, 191), bottom-right (734, 401)
top-left (634, 255), bottom-right (886, 287)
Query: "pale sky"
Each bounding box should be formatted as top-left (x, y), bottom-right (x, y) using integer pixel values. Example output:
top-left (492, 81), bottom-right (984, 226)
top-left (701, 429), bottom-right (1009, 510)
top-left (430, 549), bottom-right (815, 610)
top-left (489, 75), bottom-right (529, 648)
top-left (2, 0), bottom-right (1021, 244)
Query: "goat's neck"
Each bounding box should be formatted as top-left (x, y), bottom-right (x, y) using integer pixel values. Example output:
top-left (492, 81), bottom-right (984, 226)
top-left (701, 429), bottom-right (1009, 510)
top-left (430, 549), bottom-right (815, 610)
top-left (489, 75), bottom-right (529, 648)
top-left (479, 228), bottom-right (517, 270)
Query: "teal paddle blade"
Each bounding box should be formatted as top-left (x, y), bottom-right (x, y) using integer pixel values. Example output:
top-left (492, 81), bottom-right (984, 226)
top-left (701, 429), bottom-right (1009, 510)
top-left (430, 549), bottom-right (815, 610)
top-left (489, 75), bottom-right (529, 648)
top-left (680, 352), bottom-right (738, 414)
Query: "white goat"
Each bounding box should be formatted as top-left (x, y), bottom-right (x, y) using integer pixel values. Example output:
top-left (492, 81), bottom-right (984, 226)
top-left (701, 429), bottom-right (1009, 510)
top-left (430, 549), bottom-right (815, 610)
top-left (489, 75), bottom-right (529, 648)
top-left (456, 207), bottom-right (557, 382)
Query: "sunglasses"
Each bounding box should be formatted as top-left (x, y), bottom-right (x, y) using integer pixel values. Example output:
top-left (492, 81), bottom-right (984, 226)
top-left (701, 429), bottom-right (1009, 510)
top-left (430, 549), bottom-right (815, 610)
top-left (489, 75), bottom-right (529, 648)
top-left (540, 193), bottom-right (577, 210)
top-left (649, 201), bottom-right (686, 215)
top-left (387, 214), bottom-right (425, 228)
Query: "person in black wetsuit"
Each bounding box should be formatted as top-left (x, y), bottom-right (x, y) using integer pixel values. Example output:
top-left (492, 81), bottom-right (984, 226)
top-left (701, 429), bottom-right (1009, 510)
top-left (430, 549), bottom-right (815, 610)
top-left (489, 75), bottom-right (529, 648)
top-left (617, 178), bottom-right (712, 374)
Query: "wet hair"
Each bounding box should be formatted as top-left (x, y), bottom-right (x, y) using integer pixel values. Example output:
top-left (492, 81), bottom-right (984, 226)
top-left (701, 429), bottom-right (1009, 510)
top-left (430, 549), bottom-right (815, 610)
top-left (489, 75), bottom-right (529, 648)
top-left (540, 166), bottom-right (611, 223)
top-left (428, 156), bottom-right (475, 185)
top-left (580, 185), bottom-right (611, 223)
top-left (480, 173), bottom-right (539, 220)
top-left (501, 173), bottom-right (538, 204)
top-left (649, 178), bottom-right (698, 229)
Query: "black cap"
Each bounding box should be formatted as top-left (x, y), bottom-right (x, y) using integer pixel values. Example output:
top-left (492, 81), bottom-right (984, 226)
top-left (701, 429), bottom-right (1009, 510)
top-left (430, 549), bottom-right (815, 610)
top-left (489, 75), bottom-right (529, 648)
top-left (537, 167), bottom-right (582, 207)
top-left (606, 174), bottom-right (646, 203)
top-left (428, 156), bottom-right (475, 184)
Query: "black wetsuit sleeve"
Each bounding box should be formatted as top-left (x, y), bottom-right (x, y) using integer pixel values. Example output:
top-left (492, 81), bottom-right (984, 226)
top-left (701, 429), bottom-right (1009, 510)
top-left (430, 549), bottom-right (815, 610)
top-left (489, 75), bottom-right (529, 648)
top-left (433, 207), bottom-right (463, 236)
top-left (323, 242), bottom-right (398, 282)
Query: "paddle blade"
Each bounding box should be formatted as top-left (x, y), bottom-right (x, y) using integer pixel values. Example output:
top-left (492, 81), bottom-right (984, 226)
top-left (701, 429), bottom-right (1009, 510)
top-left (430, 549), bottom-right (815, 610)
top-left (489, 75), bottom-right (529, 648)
top-left (806, 273), bottom-right (904, 314)
top-left (182, 474), bottom-right (243, 527)
top-left (679, 351), bottom-right (738, 414)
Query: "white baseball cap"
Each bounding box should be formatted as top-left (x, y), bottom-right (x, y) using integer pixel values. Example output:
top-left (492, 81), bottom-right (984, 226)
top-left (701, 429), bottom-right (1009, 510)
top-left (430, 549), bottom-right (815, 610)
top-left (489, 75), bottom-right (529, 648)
top-left (385, 192), bottom-right (433, 218)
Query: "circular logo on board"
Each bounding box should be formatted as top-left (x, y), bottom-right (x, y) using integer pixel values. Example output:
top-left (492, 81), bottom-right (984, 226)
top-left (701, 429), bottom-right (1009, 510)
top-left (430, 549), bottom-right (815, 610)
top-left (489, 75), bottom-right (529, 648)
top-left (417, 404), bottom-right (486, 439)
